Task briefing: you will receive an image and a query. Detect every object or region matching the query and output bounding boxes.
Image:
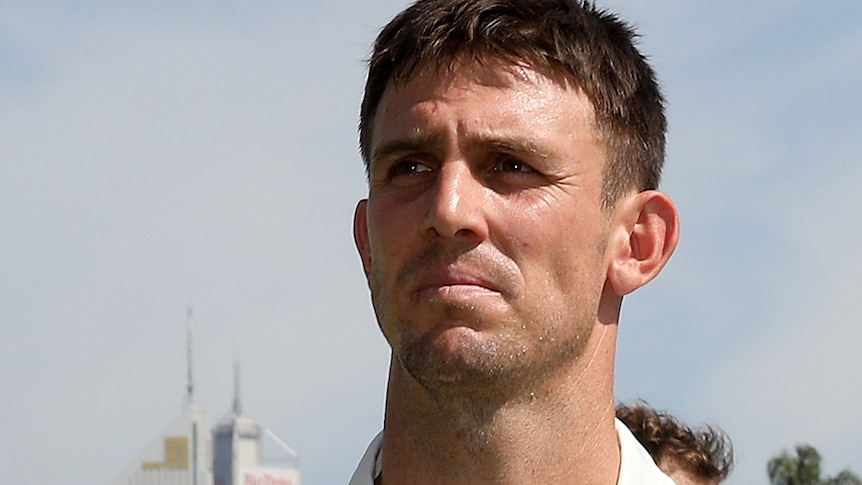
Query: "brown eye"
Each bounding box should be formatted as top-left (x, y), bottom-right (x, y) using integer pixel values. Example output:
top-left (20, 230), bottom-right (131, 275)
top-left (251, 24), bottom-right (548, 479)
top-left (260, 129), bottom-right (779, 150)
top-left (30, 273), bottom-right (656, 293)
top-left (493, 156), bottom-right (535, 173)
top-left (391, 159), bottom-right (433, 177)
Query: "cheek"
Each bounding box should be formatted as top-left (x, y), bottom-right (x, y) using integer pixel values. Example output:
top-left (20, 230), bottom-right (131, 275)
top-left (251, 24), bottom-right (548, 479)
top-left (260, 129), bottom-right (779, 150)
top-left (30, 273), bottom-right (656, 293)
top-left (366, 203), bottom-right (420, 284)
top-left (522, 226), bottom-right (606, 300)
top-left (368, 220), bottom-right (409, 264)
top-left (367, 202), bottom-right (402, 250)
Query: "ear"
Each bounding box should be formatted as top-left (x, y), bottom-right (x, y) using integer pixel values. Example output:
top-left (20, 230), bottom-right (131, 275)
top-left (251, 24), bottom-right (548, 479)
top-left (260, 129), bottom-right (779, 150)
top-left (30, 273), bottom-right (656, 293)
top-left (606, 190), bottom-right (679, 296)
top-left (353, 199), bottom-right (373, 278)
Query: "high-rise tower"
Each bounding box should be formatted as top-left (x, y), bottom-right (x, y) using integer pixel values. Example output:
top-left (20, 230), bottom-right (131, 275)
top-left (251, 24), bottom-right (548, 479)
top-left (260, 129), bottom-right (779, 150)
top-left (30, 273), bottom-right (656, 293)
top-left (212, 362), bottom-right (301, 485)
top-left (114, 310), bottom-right (214, 485)
top-left (115, 312), bottom-right (300, 485)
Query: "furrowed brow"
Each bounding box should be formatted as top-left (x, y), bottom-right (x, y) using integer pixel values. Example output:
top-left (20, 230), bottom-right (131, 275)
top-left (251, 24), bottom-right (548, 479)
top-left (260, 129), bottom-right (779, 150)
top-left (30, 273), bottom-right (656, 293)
top-left (470, 136), bottom-right (552, 160)
top-left (370, 133), bottom-right (446, 168)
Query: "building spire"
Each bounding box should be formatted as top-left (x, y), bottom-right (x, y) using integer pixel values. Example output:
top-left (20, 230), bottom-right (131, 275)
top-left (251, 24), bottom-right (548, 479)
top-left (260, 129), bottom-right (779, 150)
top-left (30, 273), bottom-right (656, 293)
top-left (233, 360), bottom-right (242, 415)
top-left (186, 307), bottom-right (194, 404)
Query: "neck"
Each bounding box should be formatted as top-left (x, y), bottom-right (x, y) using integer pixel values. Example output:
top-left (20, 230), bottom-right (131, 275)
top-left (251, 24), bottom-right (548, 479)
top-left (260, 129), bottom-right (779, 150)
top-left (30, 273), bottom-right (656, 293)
top-left (380, 323), bottom-right (620, 485)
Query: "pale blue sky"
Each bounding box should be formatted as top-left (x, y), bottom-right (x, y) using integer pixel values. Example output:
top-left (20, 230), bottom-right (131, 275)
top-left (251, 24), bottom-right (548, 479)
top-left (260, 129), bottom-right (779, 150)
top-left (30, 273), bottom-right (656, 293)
top-left (1, 1), bottom-right (860, 484)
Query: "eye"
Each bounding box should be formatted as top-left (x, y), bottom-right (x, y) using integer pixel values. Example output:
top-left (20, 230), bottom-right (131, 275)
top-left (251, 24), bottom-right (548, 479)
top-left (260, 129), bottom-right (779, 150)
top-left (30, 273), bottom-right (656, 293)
top-left (390, 159), bottom-right (433, 177)
top-left (492, 155), bottom-right (535, 174)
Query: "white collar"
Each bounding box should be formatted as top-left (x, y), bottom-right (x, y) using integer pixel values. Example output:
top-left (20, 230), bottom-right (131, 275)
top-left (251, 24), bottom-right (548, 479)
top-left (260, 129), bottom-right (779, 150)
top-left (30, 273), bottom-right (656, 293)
top-left (349, 419), bottom-right (674, 484)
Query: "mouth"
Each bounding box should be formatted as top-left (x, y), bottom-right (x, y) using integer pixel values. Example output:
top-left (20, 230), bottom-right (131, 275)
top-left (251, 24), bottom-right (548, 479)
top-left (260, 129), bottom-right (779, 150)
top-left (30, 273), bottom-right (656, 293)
top-left (414, 269), bottom-right (503, 301)
top-left (395, 245), bottom-right (516, 305)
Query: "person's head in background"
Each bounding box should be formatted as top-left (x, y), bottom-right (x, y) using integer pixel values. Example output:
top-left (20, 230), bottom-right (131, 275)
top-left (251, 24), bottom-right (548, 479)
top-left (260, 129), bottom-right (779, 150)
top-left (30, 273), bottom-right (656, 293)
top-left (616, 402), bottom-right (734, 485)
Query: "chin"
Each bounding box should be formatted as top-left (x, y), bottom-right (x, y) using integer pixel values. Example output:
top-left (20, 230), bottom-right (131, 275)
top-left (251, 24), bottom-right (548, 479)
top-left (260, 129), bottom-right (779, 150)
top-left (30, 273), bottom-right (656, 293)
top-left (396, 325), bottom-right (531, 393)
top-left (393, 314), bottom-right (595, 399)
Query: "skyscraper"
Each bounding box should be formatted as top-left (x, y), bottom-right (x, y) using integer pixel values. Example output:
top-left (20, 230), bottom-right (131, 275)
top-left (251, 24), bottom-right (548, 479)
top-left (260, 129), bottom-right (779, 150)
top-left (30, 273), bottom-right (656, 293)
top-left (114, 313), bottom-right (300, 485)
top-left (213, 363), bottom-right (300, 485)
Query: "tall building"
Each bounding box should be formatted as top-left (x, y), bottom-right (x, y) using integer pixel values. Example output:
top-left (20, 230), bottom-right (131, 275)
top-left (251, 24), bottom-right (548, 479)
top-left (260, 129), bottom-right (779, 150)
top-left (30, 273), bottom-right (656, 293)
top-left (115, 312), bottom-right (300, 485)
top-left (113, 401), bottom-right (214, 485)
top-left (213, 363), bottom-right (300, 485)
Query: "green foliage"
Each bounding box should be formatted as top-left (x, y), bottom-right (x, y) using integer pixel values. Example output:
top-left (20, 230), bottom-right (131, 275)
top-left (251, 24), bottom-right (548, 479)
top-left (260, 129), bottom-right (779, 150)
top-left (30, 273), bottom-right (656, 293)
top-left (823, 471), bottom-right (862, 485)
top-left (768, 444), bottom-right (861, 485)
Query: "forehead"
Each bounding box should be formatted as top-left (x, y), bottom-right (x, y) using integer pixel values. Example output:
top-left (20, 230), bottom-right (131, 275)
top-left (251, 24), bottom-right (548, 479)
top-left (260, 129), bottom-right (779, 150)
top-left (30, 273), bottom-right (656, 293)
top-left (369, 60), bottom-right (600, 161)
top-left (380, 58), bottom-right (589, 112)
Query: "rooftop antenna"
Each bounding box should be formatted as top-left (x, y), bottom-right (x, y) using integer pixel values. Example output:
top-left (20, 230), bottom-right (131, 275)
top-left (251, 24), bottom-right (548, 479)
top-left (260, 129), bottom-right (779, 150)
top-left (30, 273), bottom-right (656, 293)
top-left (186, 307), bottom-right (194, 404)
top-left (233, 360), bottom-right (242, 415)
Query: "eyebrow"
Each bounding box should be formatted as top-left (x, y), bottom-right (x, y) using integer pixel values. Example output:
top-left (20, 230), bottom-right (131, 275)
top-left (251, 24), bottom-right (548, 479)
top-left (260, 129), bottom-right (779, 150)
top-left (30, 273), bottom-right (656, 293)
top-left (474, 136), bottom-right (552, 161)
top-left (370, 132), bottom-right (553, 166)
top-left (370, 133), bottom-right (446, 167)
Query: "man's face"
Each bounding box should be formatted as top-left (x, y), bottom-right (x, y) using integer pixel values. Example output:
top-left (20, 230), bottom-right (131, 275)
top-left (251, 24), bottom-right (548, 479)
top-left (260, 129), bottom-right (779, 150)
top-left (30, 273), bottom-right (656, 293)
top-left (354, 60), bottom-right (616, 394)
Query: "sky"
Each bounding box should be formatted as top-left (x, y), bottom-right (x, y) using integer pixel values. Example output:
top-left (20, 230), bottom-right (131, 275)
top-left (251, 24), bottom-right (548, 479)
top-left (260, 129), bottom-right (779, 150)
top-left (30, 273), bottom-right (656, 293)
top-left (1, 1), bottom-right (860, 484)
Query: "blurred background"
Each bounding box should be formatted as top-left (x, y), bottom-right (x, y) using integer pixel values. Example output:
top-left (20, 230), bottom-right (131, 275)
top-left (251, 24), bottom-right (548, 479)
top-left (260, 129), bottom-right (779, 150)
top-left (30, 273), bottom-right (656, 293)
top-left (1, 0), bottom-right (860, 483)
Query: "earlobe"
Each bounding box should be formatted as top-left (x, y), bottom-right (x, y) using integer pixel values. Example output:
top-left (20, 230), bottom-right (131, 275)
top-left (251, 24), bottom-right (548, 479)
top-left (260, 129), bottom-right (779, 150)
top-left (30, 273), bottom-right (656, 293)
top-left (353, 199), bottom-right (372, 277)
top-left (607, 191), bottom-right (679, 296)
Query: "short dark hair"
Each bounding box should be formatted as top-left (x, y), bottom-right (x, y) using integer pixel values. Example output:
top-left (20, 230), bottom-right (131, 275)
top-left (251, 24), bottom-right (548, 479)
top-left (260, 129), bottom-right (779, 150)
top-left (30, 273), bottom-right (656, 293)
top-left (360, 0), bottom-right (666, 207)
top-left (616, 402), bottom-right (734, 483)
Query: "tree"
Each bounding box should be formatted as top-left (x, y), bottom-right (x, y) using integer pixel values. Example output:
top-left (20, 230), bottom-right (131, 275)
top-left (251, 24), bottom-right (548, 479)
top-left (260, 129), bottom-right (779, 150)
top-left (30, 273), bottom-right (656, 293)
top-left (824, 471), bottom-right (862, 485)
top-left (768, 444), bottom-right (862, 485)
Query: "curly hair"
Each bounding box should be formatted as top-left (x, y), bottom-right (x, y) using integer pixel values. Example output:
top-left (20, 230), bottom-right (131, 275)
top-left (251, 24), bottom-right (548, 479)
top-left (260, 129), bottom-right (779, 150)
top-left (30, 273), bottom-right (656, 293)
top-left (616, 402), bottom-right (734, 483)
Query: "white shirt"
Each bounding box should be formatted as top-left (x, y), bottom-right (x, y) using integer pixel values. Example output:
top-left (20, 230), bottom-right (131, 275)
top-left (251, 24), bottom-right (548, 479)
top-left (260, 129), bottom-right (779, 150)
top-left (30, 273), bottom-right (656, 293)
top-left (348, 419), bottom-right (675, 484)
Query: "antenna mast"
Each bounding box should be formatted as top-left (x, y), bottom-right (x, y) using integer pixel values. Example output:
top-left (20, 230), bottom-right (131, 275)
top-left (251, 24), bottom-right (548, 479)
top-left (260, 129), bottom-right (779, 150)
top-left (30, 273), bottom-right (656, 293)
top-left (186, 307), bottom-right (194, 404)
top-left (233, 360), bottom-right (242, 415)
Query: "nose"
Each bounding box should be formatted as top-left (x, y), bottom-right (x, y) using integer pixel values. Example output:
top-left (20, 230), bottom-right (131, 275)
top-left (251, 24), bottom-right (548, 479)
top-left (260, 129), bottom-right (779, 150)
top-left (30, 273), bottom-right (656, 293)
top-left (421, 161), bottom-right (488, 242)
